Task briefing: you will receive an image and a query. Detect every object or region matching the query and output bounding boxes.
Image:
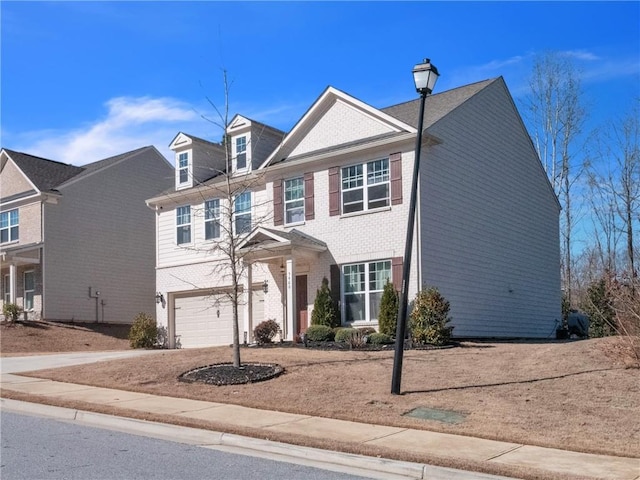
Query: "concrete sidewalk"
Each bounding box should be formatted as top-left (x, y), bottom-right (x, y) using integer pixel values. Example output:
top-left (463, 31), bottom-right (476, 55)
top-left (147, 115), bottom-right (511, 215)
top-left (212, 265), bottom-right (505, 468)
top-left (1, 372), bottom-right (638, 480)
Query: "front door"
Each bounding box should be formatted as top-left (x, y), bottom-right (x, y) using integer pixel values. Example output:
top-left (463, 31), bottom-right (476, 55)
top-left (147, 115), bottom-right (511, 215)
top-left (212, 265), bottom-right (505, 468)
top-left (295, 275), bottom-right (308, 335)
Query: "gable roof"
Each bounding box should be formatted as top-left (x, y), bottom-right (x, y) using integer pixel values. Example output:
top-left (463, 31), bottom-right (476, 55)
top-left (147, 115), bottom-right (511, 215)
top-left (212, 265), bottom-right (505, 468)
top-left (2, 149), bottom-right (84, 192)
top-left (382, 78), bottom-right (497, 129)
top-left (2, 146), bottom-right (164, 194)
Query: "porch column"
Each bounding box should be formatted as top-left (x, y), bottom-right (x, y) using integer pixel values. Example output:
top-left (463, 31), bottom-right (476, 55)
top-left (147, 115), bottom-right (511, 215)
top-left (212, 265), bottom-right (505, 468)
top-left (9, 263), bottom-right (17, 303)
top-left (285, 256), bottom-right (296, 341)
top-left (243, 262), bottom-right (252, 344)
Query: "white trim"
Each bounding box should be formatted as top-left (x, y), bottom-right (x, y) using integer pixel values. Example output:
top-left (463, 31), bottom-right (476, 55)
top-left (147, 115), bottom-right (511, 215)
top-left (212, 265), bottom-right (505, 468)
top-left (283, 176), bottom-right (305, 226)
top-left (23, 269), bottom-right (35, 311)
top-left (175, 205), bottom-right (193, 246)
top-left (175, 149), bottom-right (193, 190)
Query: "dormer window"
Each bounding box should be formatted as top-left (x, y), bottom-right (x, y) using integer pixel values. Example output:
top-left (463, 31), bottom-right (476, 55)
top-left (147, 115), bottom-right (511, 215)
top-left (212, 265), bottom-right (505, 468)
top-left (235, 136), bottom-right (247, 171)
top-left (177, 151), bottom-right (190, 187)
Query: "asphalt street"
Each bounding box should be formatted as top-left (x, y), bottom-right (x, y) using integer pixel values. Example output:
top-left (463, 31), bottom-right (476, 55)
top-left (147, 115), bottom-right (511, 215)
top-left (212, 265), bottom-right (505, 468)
top-left (1, 411), bottom-right (371, 480)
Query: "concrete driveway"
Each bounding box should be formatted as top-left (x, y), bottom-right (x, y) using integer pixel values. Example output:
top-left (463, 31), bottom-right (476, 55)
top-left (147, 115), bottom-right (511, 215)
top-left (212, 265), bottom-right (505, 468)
top-left (0, 350), bottom-right (162, 374)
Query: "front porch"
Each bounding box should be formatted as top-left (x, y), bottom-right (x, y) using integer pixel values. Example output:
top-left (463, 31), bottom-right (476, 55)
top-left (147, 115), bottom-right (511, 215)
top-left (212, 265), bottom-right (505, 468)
top-left (239, 228), bottom-right (327, 342)
top-left (0, 243), bottom-right (43, 320)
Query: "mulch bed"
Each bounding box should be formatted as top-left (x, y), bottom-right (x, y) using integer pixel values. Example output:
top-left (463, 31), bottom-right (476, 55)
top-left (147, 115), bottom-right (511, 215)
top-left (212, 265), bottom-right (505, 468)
top-left (178, 362), bottom-right (285, 386)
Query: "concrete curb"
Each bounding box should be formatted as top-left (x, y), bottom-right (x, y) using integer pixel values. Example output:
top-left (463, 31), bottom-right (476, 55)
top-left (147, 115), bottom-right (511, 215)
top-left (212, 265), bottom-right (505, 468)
top-left (1, 398), bottom-right (514, 480)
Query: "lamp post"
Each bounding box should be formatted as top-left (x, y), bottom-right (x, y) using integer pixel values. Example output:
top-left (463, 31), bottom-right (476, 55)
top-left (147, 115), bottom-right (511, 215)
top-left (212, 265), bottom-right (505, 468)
top-left (391, 58), bottom-right (439, 395)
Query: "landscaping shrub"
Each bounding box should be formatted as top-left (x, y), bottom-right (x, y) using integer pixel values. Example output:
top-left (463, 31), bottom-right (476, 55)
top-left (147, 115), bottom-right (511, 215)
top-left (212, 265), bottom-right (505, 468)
top-left (2, 303), bottom-right (23, 322)
top-left (254, 319), bottom-right (280, 344)
top-left (128, 312), bottom-right (158, 348)
top-left (378, 280), bottom-right (399, 337)
top-left (368, 332), bottom-right (393, 345)
top-left (311, 277), bottom-right (339, 328)
top-left (409, 287), bottom-right (454, 346)
top-left (582, 278), bottom-right (616, 338)
top-left (334, 327), bottom-right (357, 343)
top-left (357, 327), bottom-right (376, 336)
top-left (304, 324), bottom-right (335, 342)
top-left (347, 329), bottom-right (367, 348)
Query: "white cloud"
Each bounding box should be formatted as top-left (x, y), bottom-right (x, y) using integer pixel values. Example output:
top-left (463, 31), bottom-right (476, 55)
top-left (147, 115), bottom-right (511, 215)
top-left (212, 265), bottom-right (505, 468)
top-left (9, 96), bottom-right (206, 165)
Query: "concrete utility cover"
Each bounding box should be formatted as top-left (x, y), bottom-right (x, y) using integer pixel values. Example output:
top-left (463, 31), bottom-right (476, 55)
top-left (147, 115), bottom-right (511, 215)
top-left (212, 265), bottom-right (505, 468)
top-left (404, 407), bottom-right (466, 424)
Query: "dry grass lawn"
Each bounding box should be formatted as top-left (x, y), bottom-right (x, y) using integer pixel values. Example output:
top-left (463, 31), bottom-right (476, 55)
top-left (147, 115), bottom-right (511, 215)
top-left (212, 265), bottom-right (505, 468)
top-left (3, 321), bottom-right (638, 462)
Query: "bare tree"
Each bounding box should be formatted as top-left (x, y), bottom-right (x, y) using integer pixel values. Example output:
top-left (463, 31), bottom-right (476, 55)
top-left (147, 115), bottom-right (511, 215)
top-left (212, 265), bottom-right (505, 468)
top-left (524, 52), bottom-right (586, 304)
top-left (587, 101), bottom-right (640, 283)
top-left (175, 70), bottom-right (274, 367)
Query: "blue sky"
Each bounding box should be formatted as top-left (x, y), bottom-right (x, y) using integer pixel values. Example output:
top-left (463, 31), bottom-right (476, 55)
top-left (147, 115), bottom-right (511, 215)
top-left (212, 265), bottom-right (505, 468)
top-left (1, 1), bottom-right (638, 165)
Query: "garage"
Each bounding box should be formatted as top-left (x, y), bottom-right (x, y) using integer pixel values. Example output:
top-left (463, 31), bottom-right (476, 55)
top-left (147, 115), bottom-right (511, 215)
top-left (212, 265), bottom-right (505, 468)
top-left (173, 290), bottom-right (264, 348)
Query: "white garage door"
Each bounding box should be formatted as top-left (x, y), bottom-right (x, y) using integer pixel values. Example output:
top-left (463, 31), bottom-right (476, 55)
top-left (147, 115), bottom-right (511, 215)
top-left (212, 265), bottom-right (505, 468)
top-left (174, 293), bottom-right (239, 348)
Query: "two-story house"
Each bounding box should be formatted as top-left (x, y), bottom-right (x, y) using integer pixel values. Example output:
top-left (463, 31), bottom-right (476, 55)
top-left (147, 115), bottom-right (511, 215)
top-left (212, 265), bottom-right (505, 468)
top-left (0, 146), bottom-right (173, 323)
top-left (148, 77), bottom-right (562, 348)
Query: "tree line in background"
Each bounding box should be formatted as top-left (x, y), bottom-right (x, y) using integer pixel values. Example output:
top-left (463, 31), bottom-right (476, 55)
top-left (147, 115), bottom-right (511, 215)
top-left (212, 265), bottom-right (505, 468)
top-left (524, 51), bottom-right (638, 348)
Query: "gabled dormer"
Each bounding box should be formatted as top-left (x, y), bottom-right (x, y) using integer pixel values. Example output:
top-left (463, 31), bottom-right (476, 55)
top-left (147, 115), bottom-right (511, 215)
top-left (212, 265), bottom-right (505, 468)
top-left (169, 133), bottom-right (227, 190)
top-left (226, 115), bottom-right (285, 176)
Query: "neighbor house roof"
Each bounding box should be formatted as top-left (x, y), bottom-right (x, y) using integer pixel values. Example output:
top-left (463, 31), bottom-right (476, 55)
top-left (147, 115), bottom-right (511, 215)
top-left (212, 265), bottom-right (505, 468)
top-left (3, 149), bottom-right (84, 192)
top-left (3, 146), bottom-right (161, 193)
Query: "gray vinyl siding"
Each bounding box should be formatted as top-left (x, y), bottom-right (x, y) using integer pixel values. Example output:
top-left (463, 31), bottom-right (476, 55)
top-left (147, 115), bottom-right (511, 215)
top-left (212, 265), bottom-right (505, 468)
top-left (43, 149), bottom-right (173, 323)
top-left (251, 127), bottom-right (284, 170)
top-left (419, 79), bottom-right (561, 338)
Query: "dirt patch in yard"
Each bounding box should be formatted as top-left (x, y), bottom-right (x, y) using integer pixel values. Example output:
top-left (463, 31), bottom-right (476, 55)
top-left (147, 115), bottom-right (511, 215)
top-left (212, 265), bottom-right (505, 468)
top-left (13, 337), bottom-right (640, 460)
top-left (0, 320), bottom-right (131, 355)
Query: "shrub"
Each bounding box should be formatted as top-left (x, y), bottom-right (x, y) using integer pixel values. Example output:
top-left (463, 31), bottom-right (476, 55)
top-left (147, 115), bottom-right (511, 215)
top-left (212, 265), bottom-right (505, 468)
top-left (409, 287), bottom-right (454, 346)
top-left (254, 319), bottom-right (280, 344)
top-left (378, 280), bottom-right (399, 337)
top-left (305, 324), bottom-right (335, 342)
top-left (357, 327), bottom-right (376, 336)
top-left (128, 312), bottom-right (158, 349)
top-left (368, 332), bottom-right (393, 345)
top-left (311, 277), bottom-right (339, 328)
top-left (582, 278), bottom-right (616, 338)
top-left (2, 303), bottom-right (23, 322)
top-left (156, 325), bottom-right (170, 349)
top-left (335, 327), bottom-right (357, 343)
top-left (347, 329), bottom-right (367, 348)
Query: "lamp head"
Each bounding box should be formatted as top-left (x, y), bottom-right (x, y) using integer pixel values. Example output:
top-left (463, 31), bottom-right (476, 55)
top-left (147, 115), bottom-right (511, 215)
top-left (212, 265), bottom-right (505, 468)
top-left (412, 58), bottom-right (439, 95)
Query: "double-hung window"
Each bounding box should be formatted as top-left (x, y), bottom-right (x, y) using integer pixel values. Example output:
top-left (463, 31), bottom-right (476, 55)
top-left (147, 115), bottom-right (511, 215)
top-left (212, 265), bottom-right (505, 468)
top-left (342, 260), bottom-right (391, 323)
top-left (0, 209), bottom-right (19, 244)
top-left (234, 192), bottom-right (251, 234)
top-left (284, 177), bottom-right (305, 224)
top-left (178, 152), bottom-right (189, 185)
top-left (235, 136), bottom-right (247, 171)
top-left (24, 271), bottom-right (34, 310)
top-left (341, 158), bottom-right (390, 214)
top-left (176, 206), bottom-right (191, 245)
top-left (204, 199), bottom-right (220, 240)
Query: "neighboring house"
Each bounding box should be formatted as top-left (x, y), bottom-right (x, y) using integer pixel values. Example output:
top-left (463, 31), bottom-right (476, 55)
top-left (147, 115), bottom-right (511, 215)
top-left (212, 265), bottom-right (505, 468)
top-left (0, 146), bottom-right (174, 323)
top-left (147, 77), bottom-right (561, 348)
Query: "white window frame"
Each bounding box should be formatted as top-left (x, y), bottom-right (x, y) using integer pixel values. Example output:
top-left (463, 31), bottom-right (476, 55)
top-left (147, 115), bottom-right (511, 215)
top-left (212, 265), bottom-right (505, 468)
top-left (0, 209), bottom-right (19, 244)
top-left (234, 136), bottom-right (248, 172)
top-left (3, 274), bottom-right (10, 304)
top-left (341, 158), bottom-right (390, 214)
top-left (176, 151), bottom-right (191, 188)
top-left (204, 199), bottom-right (221, 240)
top-left (23, 270), bottom-right (35, 311)
top-left (342, 260), bottom-right (391, 324)
top-left (234, 192), bottom-right (252, 235)
top-left (176, 205), bottom-right (192, 245)
top-left (284, 177), bottom-right (305, 225)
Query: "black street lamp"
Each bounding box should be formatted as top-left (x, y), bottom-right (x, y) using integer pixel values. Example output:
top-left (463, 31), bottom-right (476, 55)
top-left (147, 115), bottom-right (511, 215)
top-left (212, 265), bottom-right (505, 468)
top-left (391, 58), bottom-right (439, 395)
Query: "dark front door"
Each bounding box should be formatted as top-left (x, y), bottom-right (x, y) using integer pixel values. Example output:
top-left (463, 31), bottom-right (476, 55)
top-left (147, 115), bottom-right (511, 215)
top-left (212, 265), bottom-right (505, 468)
top-left (296, 275), bottom-right (308, 335)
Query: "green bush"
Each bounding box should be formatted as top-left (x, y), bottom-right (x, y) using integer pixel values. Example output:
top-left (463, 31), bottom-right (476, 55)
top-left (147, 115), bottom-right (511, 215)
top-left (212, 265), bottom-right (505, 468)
top-left (334, 327), bottom-right (357, 343)
top-left (2, 303), bottom-right (23, 322)
top-left (254, 319), bottom-right (280, 344)
top-left (128, 312), bottom-right (158, 349)
top-left (378, 280), bottom-right (399, 337)
top-left (582, 278), bottom-right (616, 338)
top-left (368, 332), bottom-right (393, 345)
top-left (357, 327), bottom-right (376, 336)
top-left (409, 287), bottom-right (454, 346)
top-left (305, 324), bottom-right (335, 342)
top-left (311, 277), bottom-right (339, 328)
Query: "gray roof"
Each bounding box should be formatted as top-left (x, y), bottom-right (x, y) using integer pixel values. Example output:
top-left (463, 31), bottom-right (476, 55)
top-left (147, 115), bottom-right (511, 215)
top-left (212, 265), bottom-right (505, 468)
top-left (382, 78), bottom-right (498, 130)
top-left (3, 149), bottom-right (83, 192)
top-left (3, 145), bottom-right (158, 193)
